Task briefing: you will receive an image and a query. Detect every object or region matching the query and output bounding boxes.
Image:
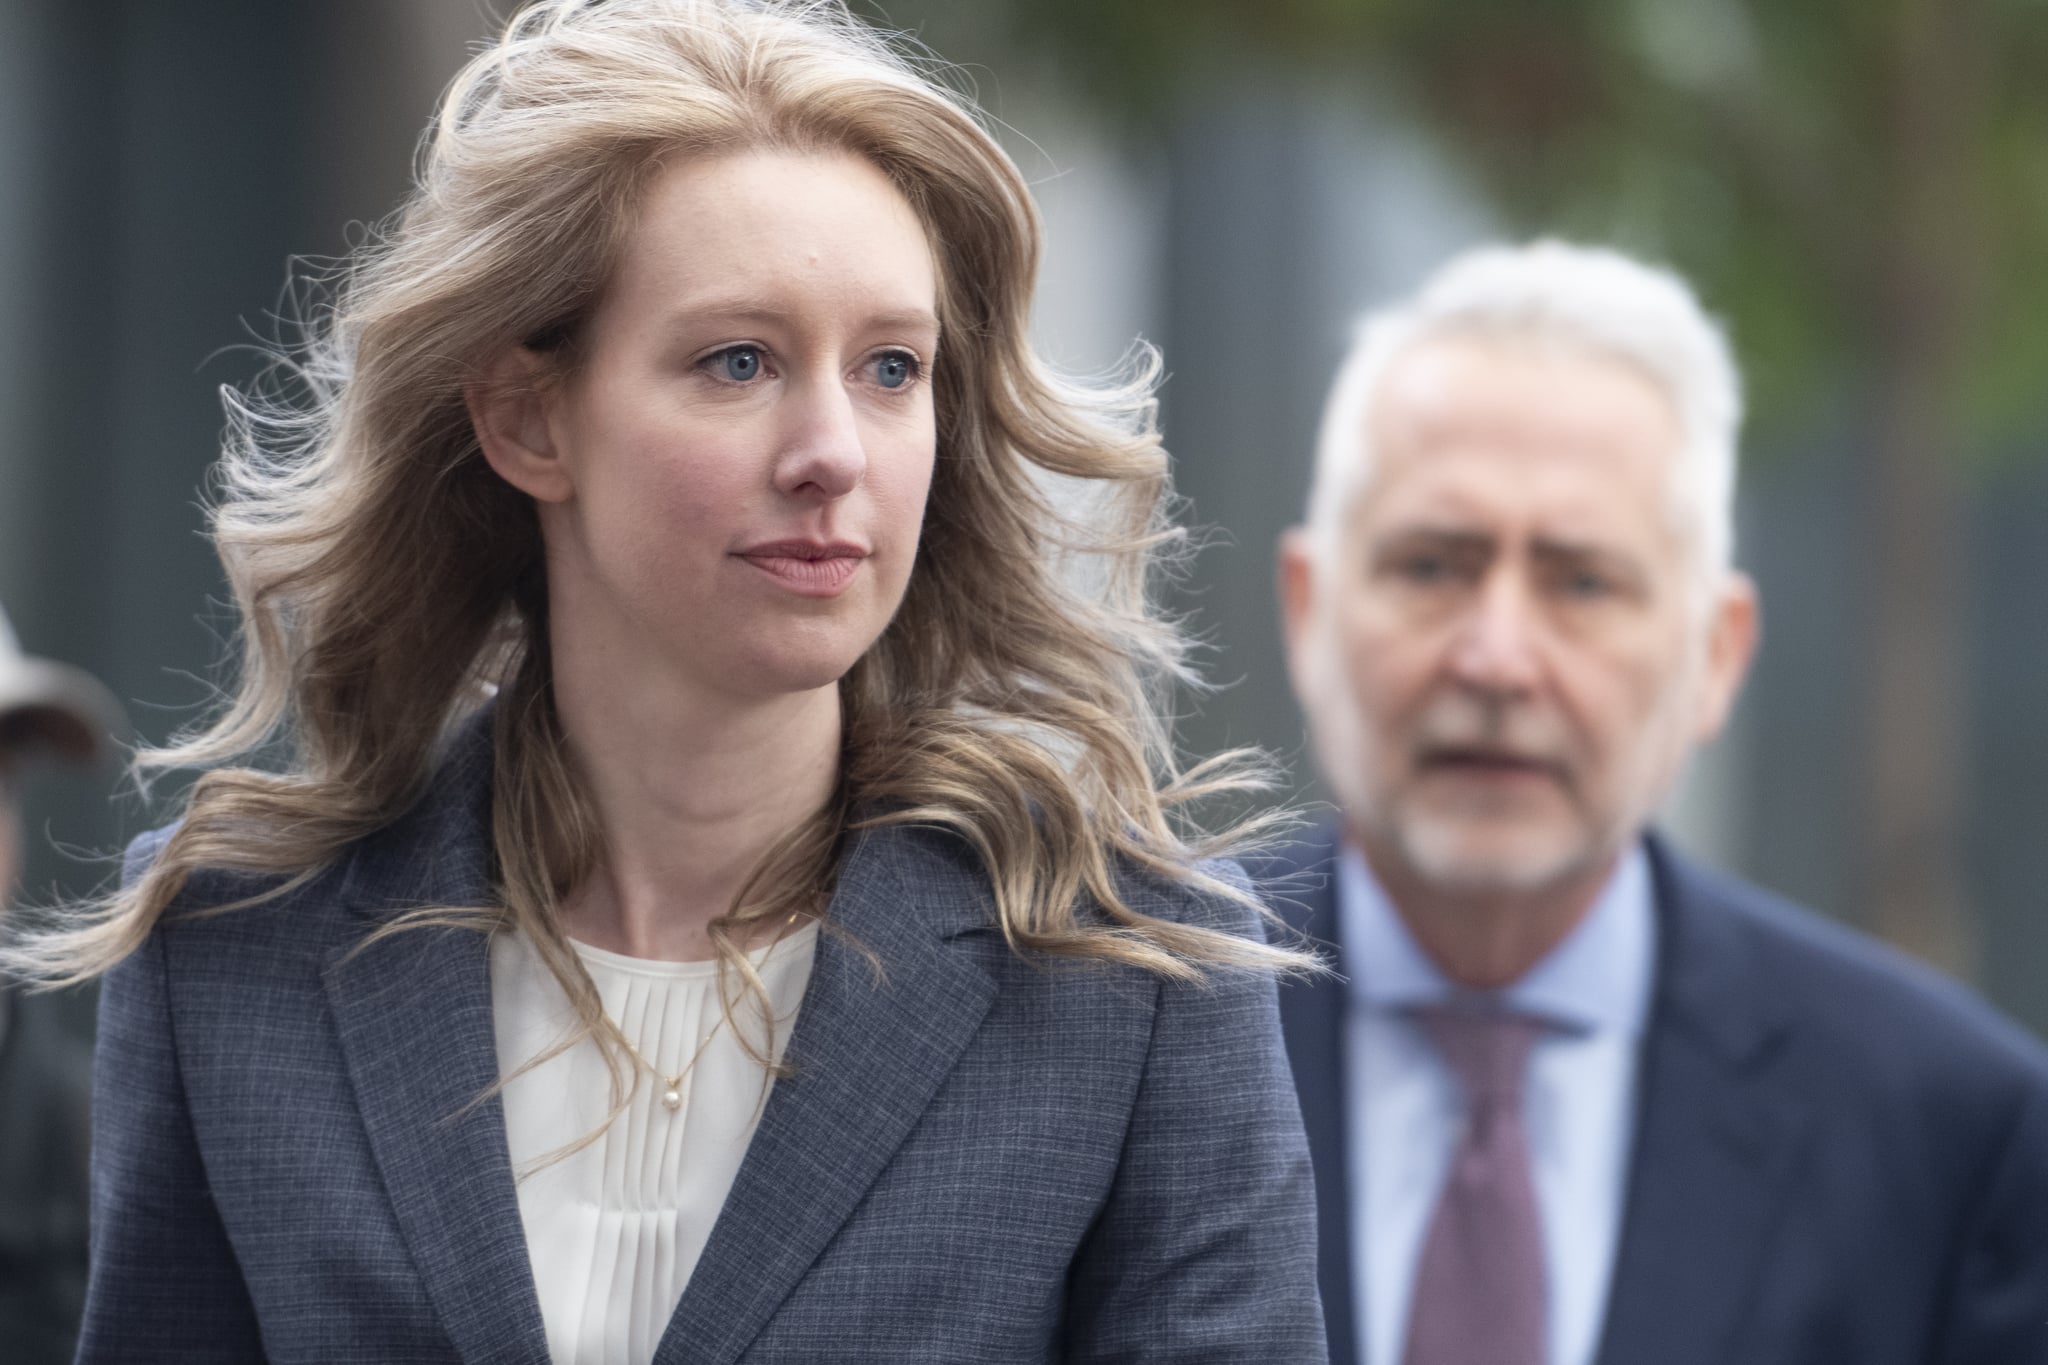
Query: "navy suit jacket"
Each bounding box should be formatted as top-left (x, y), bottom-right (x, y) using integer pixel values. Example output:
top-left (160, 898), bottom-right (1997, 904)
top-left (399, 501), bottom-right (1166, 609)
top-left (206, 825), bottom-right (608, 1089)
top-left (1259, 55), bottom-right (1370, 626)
top-left (1268, 826), bottom-right (2048, 1365)
top-left (77, 719), bottom-right (1326, 1363)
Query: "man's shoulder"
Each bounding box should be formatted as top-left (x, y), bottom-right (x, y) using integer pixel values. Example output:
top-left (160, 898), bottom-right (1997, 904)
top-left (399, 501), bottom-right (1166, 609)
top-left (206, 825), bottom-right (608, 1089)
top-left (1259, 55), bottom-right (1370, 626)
top-left (1239, 824), bottom-right (1343, 944)
top-left (1651, 836), bottom-right (2048, 1093)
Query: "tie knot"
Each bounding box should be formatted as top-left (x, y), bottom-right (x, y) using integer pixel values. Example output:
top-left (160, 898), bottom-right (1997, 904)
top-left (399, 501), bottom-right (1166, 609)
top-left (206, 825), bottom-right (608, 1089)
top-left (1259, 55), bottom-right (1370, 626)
top-left (1410, 1003), bottom-right (1543, 1108)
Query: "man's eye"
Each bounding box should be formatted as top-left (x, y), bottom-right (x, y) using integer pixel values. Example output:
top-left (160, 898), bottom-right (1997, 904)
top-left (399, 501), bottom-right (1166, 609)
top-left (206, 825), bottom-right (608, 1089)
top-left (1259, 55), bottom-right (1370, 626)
top-left (708, 346), bottom-right (764, 382)
top-left (1560, 569), bottom-right (1613, 599)
top-left (871, 351), bottom-right (919, 390)
top-left (1397, 555), bottom-right (1452, 584)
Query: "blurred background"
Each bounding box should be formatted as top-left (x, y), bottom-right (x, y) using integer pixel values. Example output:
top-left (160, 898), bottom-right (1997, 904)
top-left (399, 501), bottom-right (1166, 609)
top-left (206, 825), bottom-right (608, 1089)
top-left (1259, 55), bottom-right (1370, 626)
top-left (1, 0), bottom-right (2044, 1058)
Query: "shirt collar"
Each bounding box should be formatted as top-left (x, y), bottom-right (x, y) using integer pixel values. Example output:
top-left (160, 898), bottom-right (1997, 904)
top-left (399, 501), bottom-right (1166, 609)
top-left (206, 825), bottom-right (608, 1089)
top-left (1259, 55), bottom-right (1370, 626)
top-left (1336, 840), bottom-right (1657, 1038)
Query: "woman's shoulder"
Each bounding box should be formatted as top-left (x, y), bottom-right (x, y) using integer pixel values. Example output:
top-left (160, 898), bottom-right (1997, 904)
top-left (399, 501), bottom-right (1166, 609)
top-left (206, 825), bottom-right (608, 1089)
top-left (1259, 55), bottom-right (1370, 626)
top-left (121, 824), bottom-right (177, 888)
top-left (126, 719), bottom-right (498, 935)
top-left (850, 819), bottom-right (1267, 944)
top-left (122, 820), bottom-right (358, 955)
top-left (1109, 853), bottom-right (1264, 936)
top-left (123, 820), bottom-right (308, 914)
top-left (119, 793), bottom-right (473, 968)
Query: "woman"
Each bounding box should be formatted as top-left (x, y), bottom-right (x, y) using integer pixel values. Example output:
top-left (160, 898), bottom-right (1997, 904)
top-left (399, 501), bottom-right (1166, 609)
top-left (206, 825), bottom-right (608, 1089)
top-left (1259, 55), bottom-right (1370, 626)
top-left (29, 1), bottom-right (1324, 1360)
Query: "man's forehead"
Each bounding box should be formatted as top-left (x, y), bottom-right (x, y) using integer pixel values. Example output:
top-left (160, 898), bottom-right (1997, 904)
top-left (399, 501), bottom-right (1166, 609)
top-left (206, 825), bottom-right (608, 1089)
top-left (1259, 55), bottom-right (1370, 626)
top-left (1348, 441), bottom-right (1673, 549)
top-left (1368, 333), bottom-right (1682, 466)
top-left (1342, 336), bottom-right (1688, 548)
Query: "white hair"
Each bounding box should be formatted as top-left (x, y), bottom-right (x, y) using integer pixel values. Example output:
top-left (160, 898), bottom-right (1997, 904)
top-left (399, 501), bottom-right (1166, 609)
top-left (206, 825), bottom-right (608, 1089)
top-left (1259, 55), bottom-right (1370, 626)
top-left (1306, 239), bottom-right (1743, 580)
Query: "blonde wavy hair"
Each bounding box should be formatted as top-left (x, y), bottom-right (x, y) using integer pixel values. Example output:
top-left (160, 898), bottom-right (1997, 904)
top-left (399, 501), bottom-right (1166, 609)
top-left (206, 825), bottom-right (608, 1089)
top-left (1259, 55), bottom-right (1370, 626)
top-left (11, 0), bottom-right (1300, 1089)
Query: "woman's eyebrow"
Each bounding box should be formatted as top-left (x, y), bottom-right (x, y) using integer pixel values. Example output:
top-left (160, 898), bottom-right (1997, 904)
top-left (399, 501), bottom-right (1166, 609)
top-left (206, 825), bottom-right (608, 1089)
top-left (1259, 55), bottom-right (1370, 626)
top-left (661, 295), bottom-right (940, 337)
top-left (863, 307), bottom-right (942, 337)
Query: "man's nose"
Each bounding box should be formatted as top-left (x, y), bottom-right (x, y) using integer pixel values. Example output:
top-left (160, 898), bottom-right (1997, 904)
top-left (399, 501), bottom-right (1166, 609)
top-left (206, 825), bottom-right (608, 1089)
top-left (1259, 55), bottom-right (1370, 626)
top-left (772, 378), bottom-right (867, 501)
top-left (1445, 570), bottom-right (1544, 695)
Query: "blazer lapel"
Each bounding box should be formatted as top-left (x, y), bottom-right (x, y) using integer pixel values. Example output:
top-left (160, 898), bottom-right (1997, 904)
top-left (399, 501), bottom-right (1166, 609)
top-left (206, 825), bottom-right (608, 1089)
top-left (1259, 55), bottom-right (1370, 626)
top-left (1593, 837), bottom-right (1810, 1365)
top-left (654, 823), bottom-right (998, 1365)
top-left (322, 721), bottom-right (552, 1365)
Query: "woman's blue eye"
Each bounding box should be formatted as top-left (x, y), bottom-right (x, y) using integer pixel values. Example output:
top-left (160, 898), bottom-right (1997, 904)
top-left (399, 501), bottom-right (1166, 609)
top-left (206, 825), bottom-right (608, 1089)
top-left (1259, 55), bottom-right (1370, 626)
top-left (873, 352), bottom-right (915, 389)
top-left (718, 346), bottom-right (762, 381)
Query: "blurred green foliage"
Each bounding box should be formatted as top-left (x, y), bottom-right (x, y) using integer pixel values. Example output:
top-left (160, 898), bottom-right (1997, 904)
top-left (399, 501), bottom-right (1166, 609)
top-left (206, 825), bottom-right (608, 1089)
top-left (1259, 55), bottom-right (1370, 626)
top-left (869, 0), bottom-right (2048, 969)
top-left (888, 0), bottom-right (2048, 452)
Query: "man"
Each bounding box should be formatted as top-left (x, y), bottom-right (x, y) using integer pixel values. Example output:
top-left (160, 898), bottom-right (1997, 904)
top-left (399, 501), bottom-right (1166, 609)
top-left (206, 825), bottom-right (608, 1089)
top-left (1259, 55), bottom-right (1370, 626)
top-left (0, 602), bottom-right (122, 1364)
top-left (1272, 240), bottom-right (2048, 1365)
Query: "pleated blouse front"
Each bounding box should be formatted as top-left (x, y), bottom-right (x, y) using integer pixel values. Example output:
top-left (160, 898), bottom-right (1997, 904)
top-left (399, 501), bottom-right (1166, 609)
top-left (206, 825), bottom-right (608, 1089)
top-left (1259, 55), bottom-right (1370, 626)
top-left (489, 922), bottom-right (819, 1365)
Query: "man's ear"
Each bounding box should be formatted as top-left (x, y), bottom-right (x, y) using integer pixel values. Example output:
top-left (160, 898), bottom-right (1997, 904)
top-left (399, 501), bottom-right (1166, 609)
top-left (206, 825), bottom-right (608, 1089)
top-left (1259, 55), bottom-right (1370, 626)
top-left (1692, 570), bottom-right (1760, 743)
top-left (1277, 527), bottom-right (1320, 677)
top-left (466, 347), bottom-right (574, 504)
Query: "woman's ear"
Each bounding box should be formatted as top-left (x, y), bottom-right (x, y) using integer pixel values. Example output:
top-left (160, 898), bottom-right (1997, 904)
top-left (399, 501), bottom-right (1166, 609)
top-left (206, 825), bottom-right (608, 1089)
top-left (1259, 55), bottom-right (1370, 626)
top-left (466, 347), bottom-right (575, 504)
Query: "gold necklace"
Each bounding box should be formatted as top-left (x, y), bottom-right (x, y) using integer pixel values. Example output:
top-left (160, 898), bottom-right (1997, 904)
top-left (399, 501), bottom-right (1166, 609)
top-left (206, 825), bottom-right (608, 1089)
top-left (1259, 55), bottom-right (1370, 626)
top-left (615, 1019), bottom-right (723, 1113)
top-left (606, 910), bottom-right (809, 1113)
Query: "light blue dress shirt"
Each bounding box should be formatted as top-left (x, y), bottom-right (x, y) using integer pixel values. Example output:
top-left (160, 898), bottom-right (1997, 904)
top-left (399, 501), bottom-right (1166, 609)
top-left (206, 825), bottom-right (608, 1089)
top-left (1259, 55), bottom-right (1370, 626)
top-left (1339, 845), bottom-right (1656, 1365)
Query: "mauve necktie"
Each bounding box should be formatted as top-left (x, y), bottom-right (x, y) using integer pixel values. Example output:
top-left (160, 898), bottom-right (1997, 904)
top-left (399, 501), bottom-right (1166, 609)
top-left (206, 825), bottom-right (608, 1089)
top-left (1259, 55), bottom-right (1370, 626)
top-left (1401, 1004), bottom-right (1548, 1365)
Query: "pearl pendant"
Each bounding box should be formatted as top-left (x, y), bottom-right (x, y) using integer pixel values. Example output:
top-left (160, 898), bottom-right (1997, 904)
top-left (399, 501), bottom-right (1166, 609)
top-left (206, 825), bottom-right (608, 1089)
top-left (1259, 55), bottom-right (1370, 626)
top-left (661, 1086), bottom-right (683, 1112)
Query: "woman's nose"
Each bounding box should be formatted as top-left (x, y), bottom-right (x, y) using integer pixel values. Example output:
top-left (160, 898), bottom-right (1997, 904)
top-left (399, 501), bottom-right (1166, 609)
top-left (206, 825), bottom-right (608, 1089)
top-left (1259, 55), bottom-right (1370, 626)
top-left (773, 379), bottom-right (866, 500)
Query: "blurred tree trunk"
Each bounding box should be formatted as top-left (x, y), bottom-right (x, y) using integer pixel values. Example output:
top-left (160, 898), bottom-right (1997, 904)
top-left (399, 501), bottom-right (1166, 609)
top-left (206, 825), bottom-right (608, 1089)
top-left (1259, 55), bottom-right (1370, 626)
top-left (1863, 0), bottom-right (1983, 973)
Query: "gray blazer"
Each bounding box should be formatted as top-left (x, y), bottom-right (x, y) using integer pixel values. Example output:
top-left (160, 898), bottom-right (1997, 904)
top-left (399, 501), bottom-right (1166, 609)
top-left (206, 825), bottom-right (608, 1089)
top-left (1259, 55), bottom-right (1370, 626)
top-left (78, 719), bottom-right (1326, 1363)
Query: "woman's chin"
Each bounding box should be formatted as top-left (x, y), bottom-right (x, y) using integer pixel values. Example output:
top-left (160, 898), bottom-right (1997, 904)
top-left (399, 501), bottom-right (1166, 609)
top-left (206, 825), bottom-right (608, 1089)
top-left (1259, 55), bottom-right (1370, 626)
top-left (713, 640), bottom-right (872, 702)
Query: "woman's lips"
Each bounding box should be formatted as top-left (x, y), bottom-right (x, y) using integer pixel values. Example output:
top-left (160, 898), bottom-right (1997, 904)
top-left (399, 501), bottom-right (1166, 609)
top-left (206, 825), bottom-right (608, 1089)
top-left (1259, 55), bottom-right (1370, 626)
top-left (735, 541), bottom-right (867, 596)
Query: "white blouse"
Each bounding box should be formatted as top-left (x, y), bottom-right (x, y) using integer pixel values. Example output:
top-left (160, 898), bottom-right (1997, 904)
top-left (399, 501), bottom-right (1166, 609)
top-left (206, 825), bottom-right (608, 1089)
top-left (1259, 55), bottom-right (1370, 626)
top-left (489, 922), bottom-right (819, 1365)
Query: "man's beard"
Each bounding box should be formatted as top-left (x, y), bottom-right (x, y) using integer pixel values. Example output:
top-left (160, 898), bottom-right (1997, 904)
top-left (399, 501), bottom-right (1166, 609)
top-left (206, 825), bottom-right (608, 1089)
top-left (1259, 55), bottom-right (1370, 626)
top-left (1369, 689), bottom-right (1604, 895)
top-left (1377, 801), bottom-right (1607, 896)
